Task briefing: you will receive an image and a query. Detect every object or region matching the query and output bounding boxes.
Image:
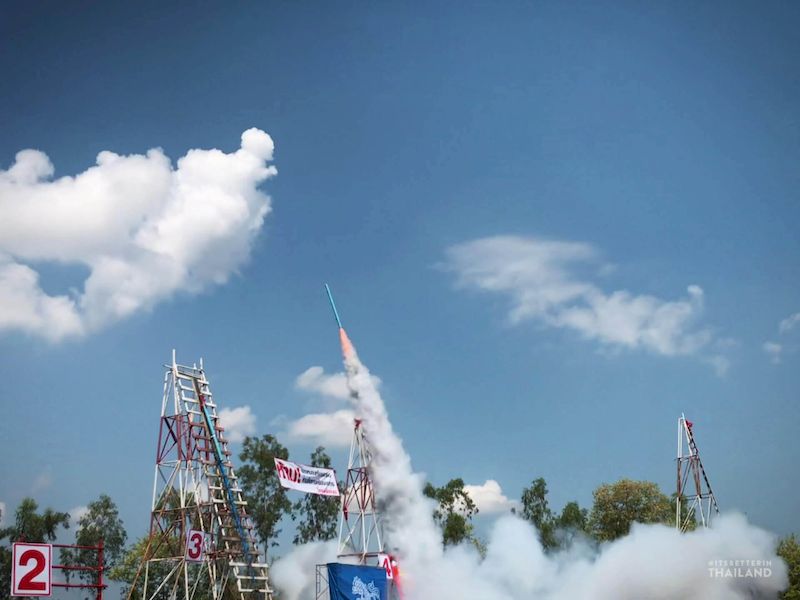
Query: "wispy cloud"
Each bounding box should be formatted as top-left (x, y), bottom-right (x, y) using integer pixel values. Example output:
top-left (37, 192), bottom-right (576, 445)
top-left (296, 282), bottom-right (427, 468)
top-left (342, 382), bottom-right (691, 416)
top-left (31, 468), bottom-right (53, 494)
top-left (0, 129), bottom-right (276, 341)
top-left (68, 505), bottom-right (89, 528)
top-left (779, 312), bottom-right (800, 335)
top-left (218, 405), bottom-right (257, 443)
top-left (444, 236), bottom-right (720, 365)
top-left (464, 480), bottom-right (517, 514)
top-left (763, 342), bottom-right (783, 364)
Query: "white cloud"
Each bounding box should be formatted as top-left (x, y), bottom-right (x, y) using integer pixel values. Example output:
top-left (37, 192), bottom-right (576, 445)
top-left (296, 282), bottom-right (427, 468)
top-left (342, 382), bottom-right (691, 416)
top-left (0, 128), bottom-right (276, 341)
top-left (465, 480), bottom-right (517, 514)
top-left (763, 341), bottom-right (783, 364)
top-left (295, 366), bottom-right (380, 401)
top-left (69, 505), bottom-right (89, 528)
top-left (285, 409), bottom-right (356, 448)
top-left (705, 355), bottom-right (730, 377)
top-left (0, 501), bottom-right (6, 526)
top-left (288, 367), bottom-right (381, 446)
top-left (218, 405), bottom-right (257, 443)
top-left (295, 367), bottom-right (351, 400)
top-left (779, 312), bottom-right (800, 334)
top-left (31, 468), bottom-right (53, 493)
top-left (445, 236), bottom-right (715, 360)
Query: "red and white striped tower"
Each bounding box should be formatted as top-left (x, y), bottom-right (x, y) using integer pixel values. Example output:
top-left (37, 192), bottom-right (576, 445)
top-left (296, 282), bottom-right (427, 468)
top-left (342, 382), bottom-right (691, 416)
top-left (676, 413), bottom-right (720, 532)
top-left (336, 419), bottom-right (385, 563)
top-left (128, 352), bottom-right (273, 600)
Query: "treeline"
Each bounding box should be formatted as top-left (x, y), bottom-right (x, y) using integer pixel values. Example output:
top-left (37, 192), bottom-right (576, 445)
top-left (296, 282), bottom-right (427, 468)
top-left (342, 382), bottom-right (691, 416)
top-left (1, 435), bottom-right (798, 599)
top-left (425, 476), bottom-right (696, 552)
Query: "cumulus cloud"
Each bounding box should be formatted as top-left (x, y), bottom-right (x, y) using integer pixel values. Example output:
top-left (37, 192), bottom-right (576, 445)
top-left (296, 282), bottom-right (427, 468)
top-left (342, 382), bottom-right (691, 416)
top-left (285, 409), bottom-right (356, 448)
top-left (284, 366), bottom-right (382, 448)
top-left (465, 480), bottom-right (518, 514)
top-left (0, 128), bottom-right (276, 341)
top-left (444, 236), bottom-right (716, 361)
top-left (218, 405), bottom-right (257, 443)
top-left (0, 501), bottom-right (6, 526)
top-left (295, 366), bottom-right (352, 400)
top-left (295, 365), bottom-right (380, 400)
top-left (763, 342), bottom-right (783, 364)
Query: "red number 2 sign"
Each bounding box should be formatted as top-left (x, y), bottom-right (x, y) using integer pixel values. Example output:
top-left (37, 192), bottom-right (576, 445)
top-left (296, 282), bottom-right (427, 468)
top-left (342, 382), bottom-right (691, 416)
top-left (12, 543), bottom-right (52, 597)
top-left (185, 530), bottom-right (207, 563)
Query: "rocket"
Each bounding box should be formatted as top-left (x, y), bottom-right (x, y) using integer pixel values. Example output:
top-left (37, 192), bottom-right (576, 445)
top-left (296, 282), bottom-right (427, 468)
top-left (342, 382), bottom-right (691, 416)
top-left (325, 283), bottom-right (343, 329)
top-left (325, 284), bottom-right (354, 357)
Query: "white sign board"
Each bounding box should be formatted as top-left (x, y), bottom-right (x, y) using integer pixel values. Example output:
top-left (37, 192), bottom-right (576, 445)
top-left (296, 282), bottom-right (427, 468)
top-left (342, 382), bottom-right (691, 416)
top-left (274, 458), bottom-right (340, 496)
top-left (185, 530), bottom-right (209, 563)
top-left (12, 543), bottom-right (52, 597)
top-left (378, 553), bottom-right (394, 580)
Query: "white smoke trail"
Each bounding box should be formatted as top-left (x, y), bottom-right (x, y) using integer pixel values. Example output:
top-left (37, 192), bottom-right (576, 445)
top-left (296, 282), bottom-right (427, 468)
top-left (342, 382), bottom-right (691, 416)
top-left (273, 331), bottom-right (788, 599)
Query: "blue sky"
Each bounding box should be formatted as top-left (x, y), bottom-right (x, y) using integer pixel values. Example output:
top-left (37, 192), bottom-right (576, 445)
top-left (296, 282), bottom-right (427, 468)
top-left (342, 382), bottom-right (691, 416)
top-left (0, 0), bottom-right (798, 551)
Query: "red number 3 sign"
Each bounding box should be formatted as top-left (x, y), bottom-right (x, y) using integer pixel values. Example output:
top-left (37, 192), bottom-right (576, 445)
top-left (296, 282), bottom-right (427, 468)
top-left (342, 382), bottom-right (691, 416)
top-left (185, 530), bottom-right (207, 563)
top-left (12, 543), bottom-right (52, 597)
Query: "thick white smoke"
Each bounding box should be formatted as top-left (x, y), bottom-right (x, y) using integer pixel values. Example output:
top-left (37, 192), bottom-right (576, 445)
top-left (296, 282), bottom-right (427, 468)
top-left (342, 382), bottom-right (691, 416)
top-left (273, 331), bottom-right (788, 599)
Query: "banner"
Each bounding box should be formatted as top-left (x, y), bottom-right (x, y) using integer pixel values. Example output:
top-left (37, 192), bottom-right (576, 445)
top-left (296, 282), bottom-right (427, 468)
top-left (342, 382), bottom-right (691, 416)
top-left (327, 563), bottom-right (387, 600)
top-left (274, 457), bottom-right (340, 496)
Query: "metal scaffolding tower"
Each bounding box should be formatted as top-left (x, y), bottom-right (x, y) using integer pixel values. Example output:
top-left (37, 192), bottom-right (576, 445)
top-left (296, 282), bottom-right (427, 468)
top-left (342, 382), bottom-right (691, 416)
top-left (316, 419), bottom-right (398, 600)
top-left (336, 419), bottom-right (385, 563)
top-left (129, 352), bottom-right (273, 600)
top-left (675, 413), bottom-right (720, 532)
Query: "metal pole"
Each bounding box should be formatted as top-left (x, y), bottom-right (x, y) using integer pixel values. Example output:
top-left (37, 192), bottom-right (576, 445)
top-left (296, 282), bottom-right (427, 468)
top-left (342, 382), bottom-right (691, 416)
top-left (97, 539), bottom-right (104, 600)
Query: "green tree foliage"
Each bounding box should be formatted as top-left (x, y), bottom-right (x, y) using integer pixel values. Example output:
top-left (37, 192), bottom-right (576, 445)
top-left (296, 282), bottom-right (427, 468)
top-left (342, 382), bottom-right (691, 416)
top-left (293, 447), bottom-right (340, 545)
top-left (108, 536), bottom-right (174, 600)
top-left (60, 495), bottom-right (127, 585)
top-left (519, 478), bottom-right (557, 549)
top-left (238, 434), bottom-right (293, 547)
top-left (423, 478), bottom-right (478, 547)
top-left (778, 534), bottom-right (800, 600)
top-left (555, 500), bottom-right (589, 546)
top-left (589, 479), bottom-right (673, 542)
top-left (0, 498), bottom-right (70, 598)
top-left (557, 501), bottom-right (588, 531)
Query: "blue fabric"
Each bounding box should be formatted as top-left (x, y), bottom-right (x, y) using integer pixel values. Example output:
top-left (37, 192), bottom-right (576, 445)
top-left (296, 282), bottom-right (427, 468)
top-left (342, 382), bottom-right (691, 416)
top-left (327, 563), bottom-right (387, 600)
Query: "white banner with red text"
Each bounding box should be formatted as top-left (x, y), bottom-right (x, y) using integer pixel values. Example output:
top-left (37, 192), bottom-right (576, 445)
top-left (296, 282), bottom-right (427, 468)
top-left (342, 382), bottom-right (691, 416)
top-left (274, 457), bottom-right (340, 496)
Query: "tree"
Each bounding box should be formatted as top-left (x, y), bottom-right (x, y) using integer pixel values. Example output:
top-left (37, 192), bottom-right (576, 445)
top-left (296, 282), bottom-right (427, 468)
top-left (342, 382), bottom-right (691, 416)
top-left (293, 447), bottom-right (340, 545)
top-left (555, 500), bottom-right (589, 546)
top-left (0, 498), bottom-right (70, 598)
top-left (589, 479), bottom-right (672, 542)
top-left (238, 434), bottom-right (293, 547)
top-left (519, 478), bottom-right (557, 550)
top-left (108, 536), bottom-right (174, 600)
top-left (423, 478), bottom-right (478, 547)
top-left (778, 534), bottom-right (800, 600)
top-left (60, 495), bottom-right (127, 585)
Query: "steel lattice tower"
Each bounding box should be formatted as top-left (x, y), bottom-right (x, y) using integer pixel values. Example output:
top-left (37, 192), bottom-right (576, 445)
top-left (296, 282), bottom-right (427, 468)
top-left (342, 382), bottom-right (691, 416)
top-left (128, 352), bottom-right (273, 600)
top-left (676, 413), bottom-right (720, 532)
top-left (336, 419), bottom-right (385, 563)
top-left (317, 418), bottom-right (401, 600)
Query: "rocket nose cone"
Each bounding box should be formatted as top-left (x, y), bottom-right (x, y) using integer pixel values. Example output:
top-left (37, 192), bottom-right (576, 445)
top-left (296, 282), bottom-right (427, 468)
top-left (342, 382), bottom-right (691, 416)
top-left (339, 327), bottom-right (354, 357)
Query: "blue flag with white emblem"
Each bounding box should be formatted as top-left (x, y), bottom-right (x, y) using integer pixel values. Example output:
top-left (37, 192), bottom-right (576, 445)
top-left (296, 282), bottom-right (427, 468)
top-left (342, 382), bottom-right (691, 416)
top-left (327, 563), bottom-right (387, 600)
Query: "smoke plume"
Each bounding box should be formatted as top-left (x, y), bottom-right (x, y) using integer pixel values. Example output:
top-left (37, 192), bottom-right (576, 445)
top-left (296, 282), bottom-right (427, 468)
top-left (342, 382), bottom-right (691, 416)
top-left (272, 330), bottom-right (788, 599)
